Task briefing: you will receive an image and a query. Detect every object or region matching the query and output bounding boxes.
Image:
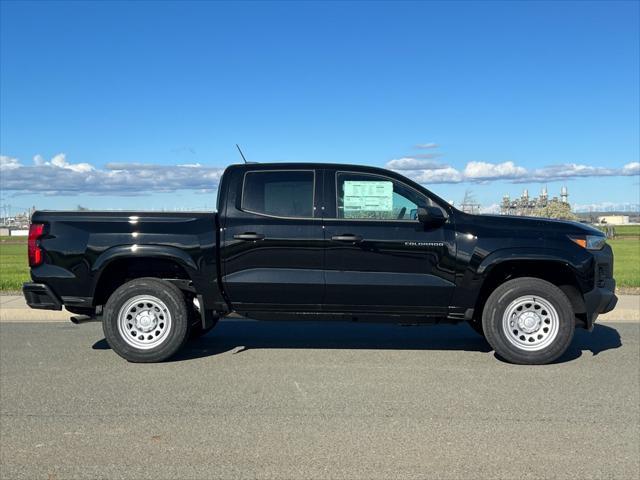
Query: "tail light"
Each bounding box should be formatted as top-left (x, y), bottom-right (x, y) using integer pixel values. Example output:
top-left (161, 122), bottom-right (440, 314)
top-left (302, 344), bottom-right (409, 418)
top-left (28, 223), bottom-right (45, 267)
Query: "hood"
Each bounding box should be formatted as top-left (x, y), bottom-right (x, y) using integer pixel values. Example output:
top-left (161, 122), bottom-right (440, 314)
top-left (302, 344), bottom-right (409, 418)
top-left (459, 212), bottom-right (604, 237)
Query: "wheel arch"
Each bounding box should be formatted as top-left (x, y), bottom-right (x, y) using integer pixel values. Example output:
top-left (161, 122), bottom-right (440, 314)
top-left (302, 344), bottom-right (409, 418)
top-left (474, 257), bottom-right (587, 325)
top-left (91, 246), bottom-right (197, 307)
top-left (93, 244), bottom-right (198, 273)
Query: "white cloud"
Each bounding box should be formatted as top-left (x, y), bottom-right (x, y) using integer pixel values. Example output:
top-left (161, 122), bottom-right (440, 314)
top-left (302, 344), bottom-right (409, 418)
top-left (415, 143), bottom-right (439, 149)
top-left (573, 201), bottom-right (640, 213)
top-left (1, 153), bottom-right (225, 195)
top-left (509, 162), bottom-right (638, 183)
top-left (3, 151), bottom-right (638, 196)
top-left (622, 162), bottom-right (640, 175)
top-left (385, 157), bottom-right (640, 185)
top-left (521, 163), bottom-right (612, 182)
top-left (33, 153), bottom-right (95, 173)
top-left (479, 203), bottom-right (501, 214)
top-left (0, 155), bottom-right (21, 170)
top-left (407, 166), bottom-right (465, 184)
top-left (463, 161), bottom-right (527, 181)
top-left (386, 157), bottom-right (444, 170)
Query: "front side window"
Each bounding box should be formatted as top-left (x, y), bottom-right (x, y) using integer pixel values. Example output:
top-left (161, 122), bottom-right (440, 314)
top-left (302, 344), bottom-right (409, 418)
top-left (242, 170), bottom-right (314, 218)
top-left (337, 172), bottom-right (428, 220)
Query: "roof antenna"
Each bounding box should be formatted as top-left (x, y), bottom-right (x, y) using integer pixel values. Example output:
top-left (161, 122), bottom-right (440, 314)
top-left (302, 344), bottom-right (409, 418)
top-left (236, 144), bottom-right (248, 164)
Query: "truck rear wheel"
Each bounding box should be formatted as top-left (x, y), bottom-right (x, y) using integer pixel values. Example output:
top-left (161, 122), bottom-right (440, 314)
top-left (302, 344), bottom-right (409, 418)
top-left (103, 278), bottom-right (190, 362)
top-left (482, 277), bottom-right (575, 365)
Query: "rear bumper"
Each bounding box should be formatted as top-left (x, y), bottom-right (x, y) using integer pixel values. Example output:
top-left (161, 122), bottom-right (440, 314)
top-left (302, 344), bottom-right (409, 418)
top-left (22, 283), bottom-right (62, 310)
top-left (583, 278), bottom-right (617, 330)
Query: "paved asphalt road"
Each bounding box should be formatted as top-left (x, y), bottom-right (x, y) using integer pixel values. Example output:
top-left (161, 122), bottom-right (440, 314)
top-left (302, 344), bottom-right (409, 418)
top-left (1, 319), bottom-right (639, 479)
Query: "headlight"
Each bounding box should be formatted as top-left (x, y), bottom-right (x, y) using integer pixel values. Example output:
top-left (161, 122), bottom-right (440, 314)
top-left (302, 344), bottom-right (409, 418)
top-left (568, 235), bottom-right (606, 250)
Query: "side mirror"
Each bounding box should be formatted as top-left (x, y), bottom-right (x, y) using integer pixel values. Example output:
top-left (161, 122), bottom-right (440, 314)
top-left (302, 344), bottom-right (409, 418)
top-left (417, 206), bottom-right (446, 225)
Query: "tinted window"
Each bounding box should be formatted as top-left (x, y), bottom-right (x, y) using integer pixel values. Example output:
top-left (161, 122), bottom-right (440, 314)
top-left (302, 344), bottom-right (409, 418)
top-left (337, 172), bottom-right (428, 220)
top-left (242, 170), bottom-right (314, 218)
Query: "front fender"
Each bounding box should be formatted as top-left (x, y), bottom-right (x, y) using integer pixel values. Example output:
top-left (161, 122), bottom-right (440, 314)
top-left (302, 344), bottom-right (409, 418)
top-left (476, 247), bottom-right (587, 276)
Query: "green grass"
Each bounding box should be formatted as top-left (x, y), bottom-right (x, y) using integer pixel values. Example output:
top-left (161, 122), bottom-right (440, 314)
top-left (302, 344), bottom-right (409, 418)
top-left (615, 224), bottom-right (640, 237)
top-left (596, 224), bottom-right (640, 238)
top-left (0, 240), bottom-right (29, 291)
top-left (609, 239), bottom-right (640, 288)
top-left (0, 236), bottom-right (638, 291)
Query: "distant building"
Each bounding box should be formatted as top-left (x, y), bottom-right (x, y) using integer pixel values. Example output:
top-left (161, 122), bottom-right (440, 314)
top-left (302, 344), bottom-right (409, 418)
top-left (597, 215), bottom-right (630, 225)
top-left (0, 227), bottom-right (28, 236)
top-left (0, 206), bottom-right (34, 229)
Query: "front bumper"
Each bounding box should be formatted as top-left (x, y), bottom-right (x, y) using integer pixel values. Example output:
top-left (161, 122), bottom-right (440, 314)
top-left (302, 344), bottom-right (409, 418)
top-left (583, 278), bottom-right (617, 330)
top-left (23, 283), bottom-right (62, 310)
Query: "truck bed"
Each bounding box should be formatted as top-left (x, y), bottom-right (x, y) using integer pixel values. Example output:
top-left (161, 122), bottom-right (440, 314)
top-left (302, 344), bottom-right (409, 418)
top-left (26, 210), bottom-right (226, 314)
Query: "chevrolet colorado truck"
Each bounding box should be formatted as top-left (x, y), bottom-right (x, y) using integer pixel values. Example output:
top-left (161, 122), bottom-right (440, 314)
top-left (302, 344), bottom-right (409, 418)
top-left (23, 162), bottom-right (617, 364)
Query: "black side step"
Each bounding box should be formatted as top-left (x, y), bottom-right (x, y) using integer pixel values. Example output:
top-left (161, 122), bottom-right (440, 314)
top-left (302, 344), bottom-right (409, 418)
top-left (70, 315), bottom-right (101, 324)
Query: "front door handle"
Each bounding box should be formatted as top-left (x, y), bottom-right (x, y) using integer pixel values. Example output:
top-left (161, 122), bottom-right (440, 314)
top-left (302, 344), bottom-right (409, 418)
top-left (331, 234), bottom-right (363, 243)
top-left (234, 232), bottom-right (265, 241)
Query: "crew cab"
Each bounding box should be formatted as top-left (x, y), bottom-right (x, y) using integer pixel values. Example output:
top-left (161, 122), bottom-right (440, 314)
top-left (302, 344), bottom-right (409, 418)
top-left (23, 162), bottom-right (617, 364)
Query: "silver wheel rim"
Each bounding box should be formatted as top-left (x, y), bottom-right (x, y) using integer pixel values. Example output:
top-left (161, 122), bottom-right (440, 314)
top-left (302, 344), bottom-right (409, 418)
top-left (502, 295), bottom-right (559, 351)
top-left (117, 295), bottom-right (172, 350)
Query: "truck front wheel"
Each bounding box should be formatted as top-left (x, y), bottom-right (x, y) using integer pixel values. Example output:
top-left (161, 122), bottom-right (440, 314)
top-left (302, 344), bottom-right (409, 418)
top-left (482, 277), bottom-right (575, 365)
top-left (103, 278), bottom-right (190, 362)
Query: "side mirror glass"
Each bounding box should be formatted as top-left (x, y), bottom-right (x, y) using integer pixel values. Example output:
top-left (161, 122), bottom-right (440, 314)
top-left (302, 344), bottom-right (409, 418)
top-left (417, 206), bottom-right (446, 225)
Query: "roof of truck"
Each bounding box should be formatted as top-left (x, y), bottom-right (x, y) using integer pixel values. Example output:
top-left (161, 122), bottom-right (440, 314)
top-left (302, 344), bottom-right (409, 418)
top-left (225, 162), bottom-right (396, 172)
top-left (222, 162), bottom-right (452, 209)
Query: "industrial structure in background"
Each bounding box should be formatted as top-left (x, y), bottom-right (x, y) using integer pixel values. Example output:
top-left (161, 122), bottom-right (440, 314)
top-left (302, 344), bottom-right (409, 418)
top-left (500, 186), bottom-right (576, 219)
top-left (0, 206), bottom-right (35, 236)
top-left (459, 190), bottom-right (481, 214)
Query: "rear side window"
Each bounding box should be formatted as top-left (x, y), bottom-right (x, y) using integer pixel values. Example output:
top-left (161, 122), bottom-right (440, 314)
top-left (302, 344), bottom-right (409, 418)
top-left (242, 170), bottom-right (315, 218)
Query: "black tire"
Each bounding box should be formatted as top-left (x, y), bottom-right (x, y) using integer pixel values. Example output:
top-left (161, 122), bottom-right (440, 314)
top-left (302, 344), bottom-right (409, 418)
top-left (102, 277), bottom-right (190, 363)
top-left (482, 277), bottom-right (575, 365)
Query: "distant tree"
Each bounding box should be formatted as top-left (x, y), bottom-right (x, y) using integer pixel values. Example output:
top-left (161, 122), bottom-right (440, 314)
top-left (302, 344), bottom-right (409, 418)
top-left (534, 202), bottom-right (578, 221)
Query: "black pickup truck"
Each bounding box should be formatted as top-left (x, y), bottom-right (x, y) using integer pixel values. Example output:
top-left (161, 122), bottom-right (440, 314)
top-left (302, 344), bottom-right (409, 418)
top-left (23, 162), bottom-right (617, 364)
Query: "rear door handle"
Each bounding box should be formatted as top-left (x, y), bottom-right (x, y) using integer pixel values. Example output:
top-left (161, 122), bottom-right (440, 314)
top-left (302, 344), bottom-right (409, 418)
top-left (233, 232), bottom-right (265, 241)
top-left (331, 234), bottom-right (363, 243)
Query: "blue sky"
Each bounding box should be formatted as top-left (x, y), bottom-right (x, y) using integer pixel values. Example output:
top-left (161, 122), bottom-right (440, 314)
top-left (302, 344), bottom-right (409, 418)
top-left (1, 0), bottom-right (638, 213)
